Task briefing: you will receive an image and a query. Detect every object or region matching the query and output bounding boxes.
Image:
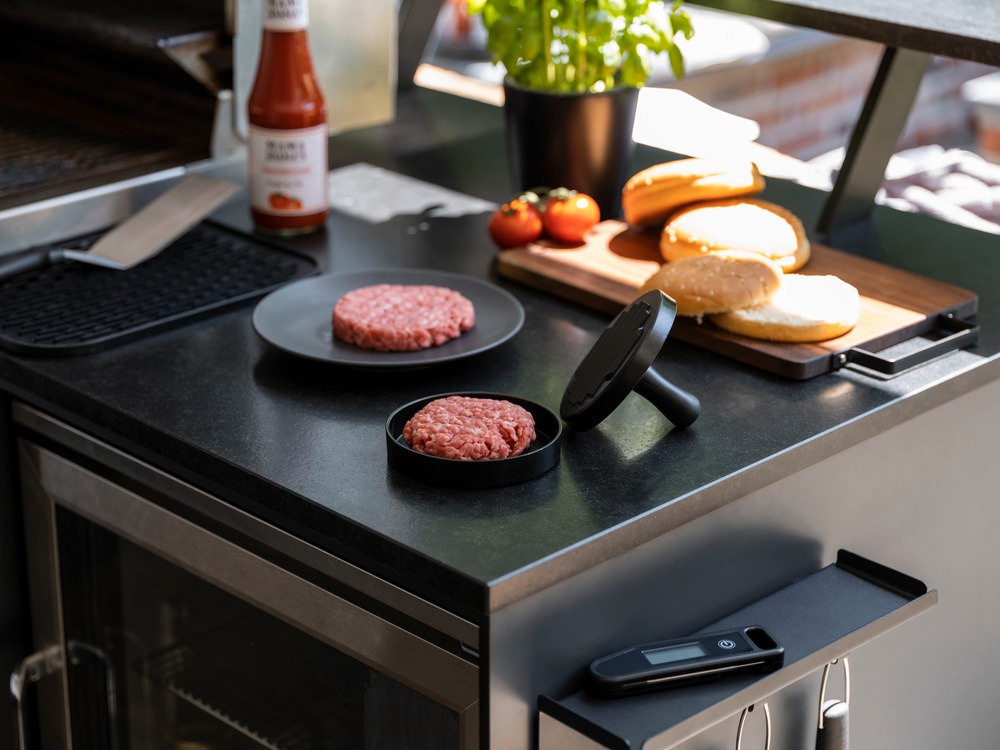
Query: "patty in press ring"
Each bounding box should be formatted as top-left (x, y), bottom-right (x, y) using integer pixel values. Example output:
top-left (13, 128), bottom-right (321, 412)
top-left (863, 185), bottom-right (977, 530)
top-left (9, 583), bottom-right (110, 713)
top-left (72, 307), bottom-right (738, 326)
top-left (333, 284), bottom-right (475, 352)
top-left (403, 396), bottom-right (536, 460)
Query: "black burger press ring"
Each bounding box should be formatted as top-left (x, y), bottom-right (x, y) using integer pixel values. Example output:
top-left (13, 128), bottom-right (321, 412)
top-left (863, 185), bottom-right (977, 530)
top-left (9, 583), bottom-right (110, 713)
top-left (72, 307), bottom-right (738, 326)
top-left (385, 392), bottom-right (562, 489)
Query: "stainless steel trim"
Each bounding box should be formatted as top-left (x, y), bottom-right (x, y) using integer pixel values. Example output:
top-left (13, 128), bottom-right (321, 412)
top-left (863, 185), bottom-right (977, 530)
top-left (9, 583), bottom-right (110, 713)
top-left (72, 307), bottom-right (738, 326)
top-left (460, 700), bottom-right (480, 750)
top-left (0, 168), bottom-right (186, 256)
top-left (539, 712), bottom-right (610, 750)
top-left (17, 440), bottom-right (73, 749)
top-left (27, 442), bottom-right (478, 714)
top-left (12, 402), bottom-right (479, 649)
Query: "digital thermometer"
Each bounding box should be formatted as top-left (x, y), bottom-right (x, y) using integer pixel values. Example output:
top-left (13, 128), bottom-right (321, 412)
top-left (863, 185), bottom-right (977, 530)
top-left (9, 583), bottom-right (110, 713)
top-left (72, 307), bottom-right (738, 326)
top-left (588, 626), bottom-right (784, 698)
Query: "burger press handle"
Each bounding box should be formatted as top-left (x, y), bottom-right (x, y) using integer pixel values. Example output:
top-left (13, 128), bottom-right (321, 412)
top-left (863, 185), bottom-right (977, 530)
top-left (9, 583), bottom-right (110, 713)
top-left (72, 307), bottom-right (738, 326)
top-left (815, 657), bottom-right (850, 750)
top-left (561, 290), bottom-right (701, 431)
top-left (634, 363), bottom-right (702, 429)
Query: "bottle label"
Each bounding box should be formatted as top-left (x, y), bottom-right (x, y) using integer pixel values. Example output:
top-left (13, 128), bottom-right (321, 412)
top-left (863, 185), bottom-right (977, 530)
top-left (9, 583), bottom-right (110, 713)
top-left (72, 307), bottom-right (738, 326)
top-left (262, 0), bottom-right (308, 31)
top-left (248, 124), bottom-right (327, 216)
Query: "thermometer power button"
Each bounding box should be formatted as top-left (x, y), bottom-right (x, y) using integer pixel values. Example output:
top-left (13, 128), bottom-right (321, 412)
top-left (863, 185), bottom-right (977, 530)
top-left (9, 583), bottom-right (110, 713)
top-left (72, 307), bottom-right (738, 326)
top-left (718, 639), bottom-right (737, 649)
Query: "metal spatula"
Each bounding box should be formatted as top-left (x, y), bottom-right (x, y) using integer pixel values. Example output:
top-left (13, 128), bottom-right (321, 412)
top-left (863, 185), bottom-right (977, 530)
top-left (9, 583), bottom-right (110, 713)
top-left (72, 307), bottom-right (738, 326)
top-left (0, 174), bottom-right (240, 282)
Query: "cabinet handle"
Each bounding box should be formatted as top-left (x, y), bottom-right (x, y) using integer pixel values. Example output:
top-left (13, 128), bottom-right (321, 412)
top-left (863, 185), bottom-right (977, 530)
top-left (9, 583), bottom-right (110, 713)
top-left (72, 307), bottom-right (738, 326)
top-left (10, 645), bottom-right (63, 750)
top-left (10, 641), bottom-right (120, 750)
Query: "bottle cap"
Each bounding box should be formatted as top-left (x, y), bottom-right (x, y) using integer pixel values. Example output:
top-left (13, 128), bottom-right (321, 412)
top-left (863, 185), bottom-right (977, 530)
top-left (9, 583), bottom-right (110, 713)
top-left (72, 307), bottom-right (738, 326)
top-left (263, 0), bottom-right (309, 31)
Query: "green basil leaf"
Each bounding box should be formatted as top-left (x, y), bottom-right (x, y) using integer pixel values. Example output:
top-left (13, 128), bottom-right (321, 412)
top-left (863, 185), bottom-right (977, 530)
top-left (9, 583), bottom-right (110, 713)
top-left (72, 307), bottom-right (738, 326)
top-left (671, 9), bottom-right (694, 39)
top-left (620, 48), bottom-right (650, 86)
top-left (667, 42), bottom-right (685, 78)
top-left (480, 0), bottom-right (689, 90)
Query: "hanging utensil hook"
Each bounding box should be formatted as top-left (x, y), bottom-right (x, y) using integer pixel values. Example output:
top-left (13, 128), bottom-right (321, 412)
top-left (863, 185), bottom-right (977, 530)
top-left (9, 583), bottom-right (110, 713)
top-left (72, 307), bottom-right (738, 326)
top-left (818, 656), bottom-right (851, 729)
top-left (735, 702), bottom-right (771, 750)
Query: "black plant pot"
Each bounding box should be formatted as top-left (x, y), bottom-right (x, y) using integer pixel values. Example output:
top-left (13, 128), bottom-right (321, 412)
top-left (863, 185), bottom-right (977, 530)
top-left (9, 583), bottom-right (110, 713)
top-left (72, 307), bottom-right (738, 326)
top-left (503, 79), bottom-right (640, 220)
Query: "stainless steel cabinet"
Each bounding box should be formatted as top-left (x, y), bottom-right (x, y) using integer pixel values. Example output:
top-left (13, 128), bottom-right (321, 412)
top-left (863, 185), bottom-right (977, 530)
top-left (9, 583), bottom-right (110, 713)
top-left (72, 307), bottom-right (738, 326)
top-left (12, 404), bottom-right (479, 750)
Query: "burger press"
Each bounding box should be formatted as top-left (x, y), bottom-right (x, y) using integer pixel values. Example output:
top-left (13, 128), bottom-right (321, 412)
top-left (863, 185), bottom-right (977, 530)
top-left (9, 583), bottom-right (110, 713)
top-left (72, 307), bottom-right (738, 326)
top-left (386, 290), bottom-right (701, 489)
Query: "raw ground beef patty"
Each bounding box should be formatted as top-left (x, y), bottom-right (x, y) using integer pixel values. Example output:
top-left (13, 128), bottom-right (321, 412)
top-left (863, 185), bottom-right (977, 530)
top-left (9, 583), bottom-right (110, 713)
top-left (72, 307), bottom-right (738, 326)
top-left (332, 284), bottom-right (475, 352)
top-left (402, 396), bottom-right (537, 460)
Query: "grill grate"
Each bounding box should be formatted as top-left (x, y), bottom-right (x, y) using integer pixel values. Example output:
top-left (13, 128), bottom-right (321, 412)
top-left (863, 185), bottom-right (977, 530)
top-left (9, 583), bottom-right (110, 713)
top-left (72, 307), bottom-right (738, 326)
top-left (142, 612), bottom-right (367, 750)
top-left (0, 222), bottom-right (316, 356)
top-left (0, 22), bottom-right (216, 206)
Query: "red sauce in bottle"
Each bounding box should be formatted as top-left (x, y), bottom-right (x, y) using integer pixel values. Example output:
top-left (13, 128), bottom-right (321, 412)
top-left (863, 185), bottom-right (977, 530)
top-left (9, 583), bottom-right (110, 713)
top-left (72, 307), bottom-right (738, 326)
top-left (248, 0), bottom-right (328, 234)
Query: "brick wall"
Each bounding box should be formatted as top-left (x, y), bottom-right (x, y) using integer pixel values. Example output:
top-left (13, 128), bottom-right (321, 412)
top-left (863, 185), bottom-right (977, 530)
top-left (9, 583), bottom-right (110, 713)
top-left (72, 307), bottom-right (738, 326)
top-left (672, 34), bottom-right (996, 161)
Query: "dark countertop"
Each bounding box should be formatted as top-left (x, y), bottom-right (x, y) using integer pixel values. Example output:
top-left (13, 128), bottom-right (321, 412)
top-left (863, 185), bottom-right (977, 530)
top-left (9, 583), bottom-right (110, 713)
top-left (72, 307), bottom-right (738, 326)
top-left (2, 89), bottom-right (999, 622)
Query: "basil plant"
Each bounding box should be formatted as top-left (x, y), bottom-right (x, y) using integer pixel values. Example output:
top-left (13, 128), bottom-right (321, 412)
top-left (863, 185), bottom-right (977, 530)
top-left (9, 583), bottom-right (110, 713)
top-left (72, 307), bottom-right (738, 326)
top-left (468, 0), bottom-right (694, 93)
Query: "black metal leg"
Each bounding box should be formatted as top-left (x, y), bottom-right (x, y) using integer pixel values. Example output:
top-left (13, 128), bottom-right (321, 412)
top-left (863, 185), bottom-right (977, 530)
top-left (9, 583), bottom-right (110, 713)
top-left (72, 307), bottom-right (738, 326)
top-left (817, 46), bottom-right (932, 239)
top-left (398, 0), bottom-right (447, 91)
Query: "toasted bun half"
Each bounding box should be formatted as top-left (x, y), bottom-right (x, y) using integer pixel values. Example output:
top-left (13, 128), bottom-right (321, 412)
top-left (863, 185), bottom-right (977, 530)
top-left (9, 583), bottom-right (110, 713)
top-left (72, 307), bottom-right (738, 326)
top-left (639, 250), bottom-right (783, 317)
top-left (710, 274), bottom-right (860, 342)
top-left (660, 198), bottom-right (810, 272)
top-left (622, 159), bottom-right (765, 227)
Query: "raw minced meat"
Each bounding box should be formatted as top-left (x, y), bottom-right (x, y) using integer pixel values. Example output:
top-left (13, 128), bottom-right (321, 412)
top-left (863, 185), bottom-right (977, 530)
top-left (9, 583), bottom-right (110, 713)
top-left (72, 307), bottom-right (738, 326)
top-left (332, 284), bottom-right (475, 352)
top-left (402, 396), bottom-right (536, 460)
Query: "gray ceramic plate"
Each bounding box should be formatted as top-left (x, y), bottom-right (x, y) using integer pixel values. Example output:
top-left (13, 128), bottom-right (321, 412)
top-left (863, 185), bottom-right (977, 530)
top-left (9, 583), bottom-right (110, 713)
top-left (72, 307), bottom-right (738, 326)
top-left (252, 269), bottom-right (525, 369)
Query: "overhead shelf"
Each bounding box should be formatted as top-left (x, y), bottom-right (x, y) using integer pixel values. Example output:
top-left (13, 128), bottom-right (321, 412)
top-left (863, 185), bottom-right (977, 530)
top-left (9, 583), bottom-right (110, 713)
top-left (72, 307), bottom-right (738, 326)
top-left (689, 0), bottom-right (1000, 66)
top-left (539, 550), bottom-right (937, 750)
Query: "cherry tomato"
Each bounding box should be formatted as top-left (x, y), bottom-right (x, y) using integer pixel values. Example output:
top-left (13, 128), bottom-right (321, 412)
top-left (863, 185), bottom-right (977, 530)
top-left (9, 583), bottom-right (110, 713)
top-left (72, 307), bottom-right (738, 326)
top-left (542, 191), bottom-right (600, 244)
top-left (488, 199), bottom-right (544, 248)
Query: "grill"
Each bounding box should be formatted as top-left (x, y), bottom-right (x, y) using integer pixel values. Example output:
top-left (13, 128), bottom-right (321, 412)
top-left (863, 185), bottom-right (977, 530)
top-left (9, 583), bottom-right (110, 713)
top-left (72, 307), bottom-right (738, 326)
top-left (0, 223), bottom-right (316, 356)
top-left (0, 89), bottom-right (205, 205)
top-left (0, 12), bottom-right (220, 208)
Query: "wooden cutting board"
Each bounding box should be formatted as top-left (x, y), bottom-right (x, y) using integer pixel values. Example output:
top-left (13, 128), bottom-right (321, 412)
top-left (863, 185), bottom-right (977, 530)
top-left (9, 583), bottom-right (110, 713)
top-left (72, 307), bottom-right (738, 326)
top-left (497, 220), bottom-right (979, 379)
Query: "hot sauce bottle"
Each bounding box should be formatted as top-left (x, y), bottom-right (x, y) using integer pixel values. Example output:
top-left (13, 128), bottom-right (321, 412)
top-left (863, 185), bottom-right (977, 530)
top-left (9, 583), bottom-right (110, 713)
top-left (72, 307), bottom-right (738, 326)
top-left (248, 0), bottom-right (328, 234)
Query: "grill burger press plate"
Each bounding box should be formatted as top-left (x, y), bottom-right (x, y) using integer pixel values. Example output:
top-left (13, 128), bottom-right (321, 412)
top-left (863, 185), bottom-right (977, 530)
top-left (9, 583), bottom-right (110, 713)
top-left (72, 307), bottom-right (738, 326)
top-left (252, 269), bottom-right (525, 369)
top-left (386, 291), bottom-right (701, 488)
top-left (386, 393), bottom-right (563, 489)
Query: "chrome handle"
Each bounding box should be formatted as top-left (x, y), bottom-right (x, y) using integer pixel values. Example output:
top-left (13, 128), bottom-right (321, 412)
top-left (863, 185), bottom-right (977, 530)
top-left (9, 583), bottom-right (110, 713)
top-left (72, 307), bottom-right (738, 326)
top-left (818, 656), bottom-right (850, 729)
top-left (735, 702), bottom-right (771, 750)
top-left (10, 645), bottom-right (64, 750)
top-left (66, 640), bottom-right (120, 750)
top-left (10, 642), bottom-right (120, 750)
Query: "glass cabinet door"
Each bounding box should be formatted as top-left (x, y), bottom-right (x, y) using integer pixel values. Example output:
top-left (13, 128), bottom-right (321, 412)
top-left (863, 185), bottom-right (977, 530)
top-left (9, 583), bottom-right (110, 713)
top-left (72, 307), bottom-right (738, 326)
top-left (57, 507), bottom-right (462, 750)
top-left (17, 431), bottom-right (477, 750)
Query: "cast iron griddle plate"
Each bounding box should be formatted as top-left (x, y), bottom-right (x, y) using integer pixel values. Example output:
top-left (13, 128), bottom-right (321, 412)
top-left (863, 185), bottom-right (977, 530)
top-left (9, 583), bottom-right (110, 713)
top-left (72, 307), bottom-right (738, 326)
top-left (385, 392), bottom-right (562, 488)
top-left (0, 222), bottom-right (317, 356)
top-left (253, 269), bottom-right (525, 369)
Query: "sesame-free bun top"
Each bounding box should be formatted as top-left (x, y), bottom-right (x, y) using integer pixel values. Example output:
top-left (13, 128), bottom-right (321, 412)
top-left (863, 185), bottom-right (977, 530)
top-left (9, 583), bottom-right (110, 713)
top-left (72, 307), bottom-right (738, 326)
top-left (622, 158), bottom-right (765, 227)
top-left (710, 274), bottom-right (860, 342)
top-left (639, 250), bottom-right (783, 317)
top-left (660, 198), bottom-right (811, 272)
